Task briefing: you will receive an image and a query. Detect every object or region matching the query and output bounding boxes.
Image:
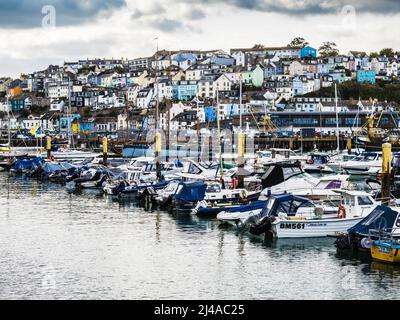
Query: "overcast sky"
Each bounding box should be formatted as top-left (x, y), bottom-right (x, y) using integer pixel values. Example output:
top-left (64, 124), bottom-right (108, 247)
top-left (0, 0), bottom-right (399, 77)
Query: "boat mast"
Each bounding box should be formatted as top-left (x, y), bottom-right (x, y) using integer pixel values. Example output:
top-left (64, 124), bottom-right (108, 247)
top-left (67, 76), bottom-right (74, 149)
top-left (196, 95), bottom-right (201, 162)
top-left (6, 94), bottom-right (10, 148)
top-left (239, 74), bottom-right (243, 131)
top-left (335, 83), bottom-right (340, 159)
top-left (154, 37), bottom-right (162, 179)
top-left (216, 90), bottom-right (224, 186)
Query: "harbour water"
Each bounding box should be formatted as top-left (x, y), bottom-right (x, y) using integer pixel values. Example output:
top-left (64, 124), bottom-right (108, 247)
top-left (1, 172), bottom-right (399, 300)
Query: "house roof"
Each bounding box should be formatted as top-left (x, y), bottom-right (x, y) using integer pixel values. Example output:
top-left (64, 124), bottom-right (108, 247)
top-left (231, 46), bottom-right (302, 53)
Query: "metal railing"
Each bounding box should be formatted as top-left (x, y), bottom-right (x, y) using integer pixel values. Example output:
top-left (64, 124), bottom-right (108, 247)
top-left (369, 228), bottom-right (400, 245)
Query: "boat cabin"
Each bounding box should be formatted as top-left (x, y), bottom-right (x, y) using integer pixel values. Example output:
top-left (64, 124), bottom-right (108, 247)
top-left (306, 153), bottom-right (331, 165)
top-left (336, 190), bottom-right (377, 218)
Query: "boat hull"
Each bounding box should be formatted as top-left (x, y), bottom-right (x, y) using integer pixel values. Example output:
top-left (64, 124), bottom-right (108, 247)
top-left (272, 217), bottom-right (363, 238)
top-left (371, 242), bottom-right (400, 264)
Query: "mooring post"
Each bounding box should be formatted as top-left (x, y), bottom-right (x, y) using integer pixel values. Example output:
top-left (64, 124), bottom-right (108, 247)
top-left (347, 136), bottom-right (352, 155)
top-left (102, 136), bottom-right (108, 166)
top-left (381, 142), bottom-right (392, 205)
top-left (46, 135), bottom-right (52, 160)
top-left (155, 131), bottom-right (162, 180)
top-left (237, 132), bottom-right (245, 189)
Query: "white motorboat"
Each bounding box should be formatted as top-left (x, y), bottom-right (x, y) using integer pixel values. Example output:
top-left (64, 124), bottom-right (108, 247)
top-left (303, 152), bottom-right (335, 174)
top-left (328, 152), bottom-right (382, 177)
top-left (253, 148), bottom-right (306, 168)
top-left (218, 190), bottom-right (378, 238)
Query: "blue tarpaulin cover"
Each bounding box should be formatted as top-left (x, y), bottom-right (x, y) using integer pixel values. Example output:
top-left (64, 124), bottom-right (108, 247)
top-left (13, 157), bottom-right (43, 171)
top-left (175, 182), bottom-right (207, 202)
top-left (348, 205), bottom-right (400, 236)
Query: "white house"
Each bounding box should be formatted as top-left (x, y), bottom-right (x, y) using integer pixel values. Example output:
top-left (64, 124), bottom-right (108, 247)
top-left (137, 88), bottom-right (153, 109)
top-left (214, 74), bottom-right (232, 93)
top-left (126, 85), bottom-right (140, 102)
top-left (154, 79), bottom-right (173, 102)
top-left (159, 102), bottom-right (188, 131)
top-left (50, 99), bottom-right (65, 112)
top-left (22, 115), bottom-right (41, 130)
top-left (47, 81), bottom-right (71, 99)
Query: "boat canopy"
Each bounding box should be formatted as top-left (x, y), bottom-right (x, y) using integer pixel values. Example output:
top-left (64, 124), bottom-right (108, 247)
top-left (260, 194), bottom-right (313, 218)
top-left (42, 162), bottom-right (68, 174)
top-left (261, 163), bottom-right (303, 188)
top-left (348, 205), bottom-right (400, 237)
top-left (175, 181), bottom-right (207, 202)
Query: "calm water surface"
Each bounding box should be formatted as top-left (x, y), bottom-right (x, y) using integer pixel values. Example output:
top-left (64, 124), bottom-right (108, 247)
top-left (0, 172), bottom-right (399, 300)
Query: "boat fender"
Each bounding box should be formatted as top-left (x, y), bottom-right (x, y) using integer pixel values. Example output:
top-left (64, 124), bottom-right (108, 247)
top-left (231, 178), bottom-right (238, 189)
top-left (360, 237), bottom-right (373, 249)
top-left (338, 205), bottom-right (346, 219)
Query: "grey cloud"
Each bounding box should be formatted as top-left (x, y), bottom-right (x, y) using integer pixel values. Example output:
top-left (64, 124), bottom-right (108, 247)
top-left (179, 0), bottom-right (400, 15)
top-left (131, 3), bottom-right (166, 20)
top-left (0, 0), bottom-right (126, 28)
top-left (187, 8), bottom-right (206, 20)
top-left (147, 18), bottom-right (183, 32)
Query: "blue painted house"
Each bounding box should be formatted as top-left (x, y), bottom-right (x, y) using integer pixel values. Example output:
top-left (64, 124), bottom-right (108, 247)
top-left (300, 46), bottom-right (317, 58)
top-left (210, 54), bottom-right (235, 66)
top-left (204, 107), bottom-right (216, 122)
top-left (80, 122), bottom-right (94, 133)
top-left (59, 114), bottom-right (81, 132)
top-left (10, 97), bottom-right (26, 112)
top-left (292, 77), bottom-right (304, 96)
top-left (357, 70), bottom-right (376, 84)
top-left (174, 53), bottom-right (197, 64)
top-left (172, 81), bottom-right (198, 101)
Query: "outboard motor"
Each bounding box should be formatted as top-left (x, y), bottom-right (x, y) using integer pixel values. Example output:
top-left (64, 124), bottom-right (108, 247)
top-left (334, 234), bottom-right (351, 250)
top-left (249, 216), bottom-right (275, 236)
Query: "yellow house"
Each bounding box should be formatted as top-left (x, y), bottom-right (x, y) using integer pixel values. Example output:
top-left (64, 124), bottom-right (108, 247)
top-left (71, 122), bottom-right (80, 134)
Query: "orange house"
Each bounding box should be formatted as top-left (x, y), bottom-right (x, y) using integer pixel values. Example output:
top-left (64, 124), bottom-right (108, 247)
top-left (8, 86), bottom-right (22, 97)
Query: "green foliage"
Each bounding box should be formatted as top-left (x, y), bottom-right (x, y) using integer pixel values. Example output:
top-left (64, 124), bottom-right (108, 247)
top-left (252, 44), bottom-right (265, 49)
top-left (288, 37), bottom-right (309, 48)
top-left (30, 105), bottom-right (48, 115)
top-left (303, 81), bottom-right (400, 104)
top-left (369, 52), bottom-right (379, 59)
top-left (379, 48), bottom-right (395, 57)
top-left (318, 42), bottom-right (339, 58)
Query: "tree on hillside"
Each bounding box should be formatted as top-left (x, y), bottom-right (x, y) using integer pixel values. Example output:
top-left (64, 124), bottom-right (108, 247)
top-left (379, 48), bottom-right (395, 57)
top-left (369, 52), bottom-right (379, 58)
top-left (252, 44), bottom-right (265, 49)
top-left (287, 37), bottom-right (309, 48)
top-left (318, 42), bottom-right (339, 58)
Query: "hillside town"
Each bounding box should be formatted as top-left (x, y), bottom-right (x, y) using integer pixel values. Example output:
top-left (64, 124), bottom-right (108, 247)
top-left (1, 40), bottom-right (400, 141)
